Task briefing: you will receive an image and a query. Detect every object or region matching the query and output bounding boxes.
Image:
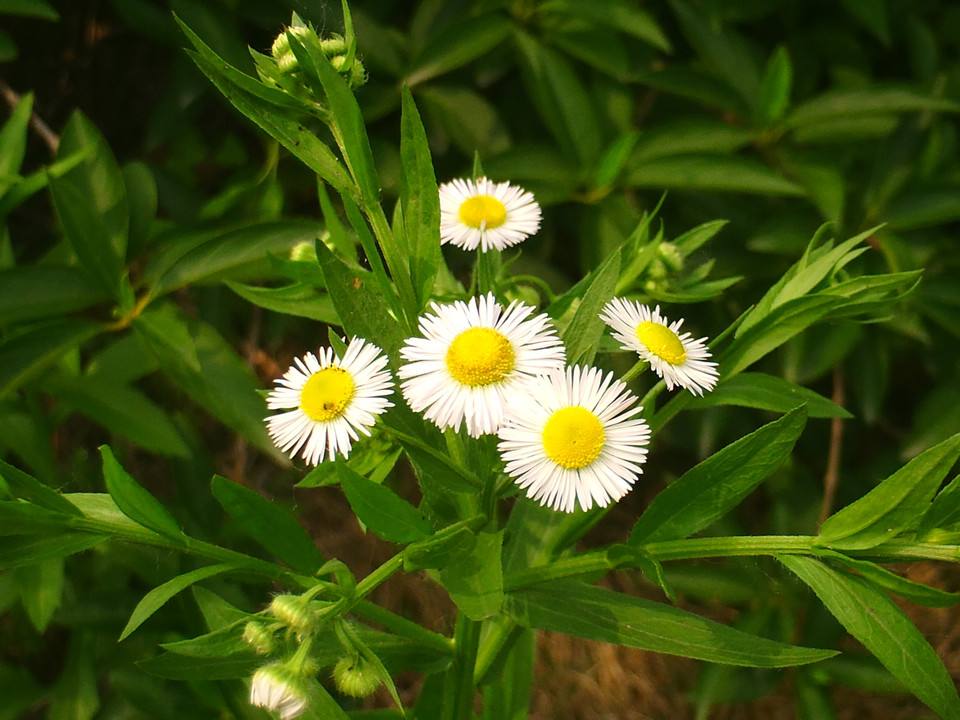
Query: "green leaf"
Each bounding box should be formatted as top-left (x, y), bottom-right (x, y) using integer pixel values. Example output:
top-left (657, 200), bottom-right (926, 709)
top-left (100, 445), bottom-right (182, 539)
top-left (0, 319), bottom-right (100, 399)
top-left (122, 161), bottom-right (157, 258)
top-left (441, 531), bottom-right (504, 620)
top-left (720, 295), bottom-right (842, 377)
top-left (47, 374), bottom-right (190, 458)
top-left (669, 0), bottom-right (759, 105)
top-left (0, 91), bottom-right (31, 196)
top-left (403, 523), bottom-right (476, 571)
top-left (687, 373), bottom-right (851, 419)
top-left (146, 219), bottom-right (322, 297)
top-left (138, 650), bottom-right (259, 681)
top-left (507, 580), bottom-right (836, 667)
top-left (562, 248), bottom-right (621, 365)
top-left (119, 563), bottom-right (237, 641)
top-left (630, 407), bottom-right (807, 544)
top-left (407, 14), bottom-right (511, 85)
top-left (339, 463), bottom-right (433, 544)
top-left (786, 88), bottom-right (960, 129)
top-left (210, 475), bottom-right (323, 574)
top-left (14, 557), bottom-right (64, 632)
top-left (288, 32), bottom-right (379, 204)
top-left (673, 219), bottom-right (729, 256)
top-left (0, 458), bottom-right (81, 516)
top-left (540, 0), bottom-right (670, 52)
top-left (225, 281), bottom-right (338, 322)
top-left (0, 533), bottom-right (105, 570)
top-left (632, 122), bottom-right (753, 165)
top-left (48, 175), bottom-right (125, 298)
top-left (626, 154), bottom-right (803, 196)
top-left (178, 29), bottom-right (352, 194)
top-left (400, 87), bottom-right (442, 310)
top-left (481, 628), bottom-right (535, 720)
top-left (0, 0), bottom-right (58, 19)
top-left (919, 475), bottom-right (960, 536)
top-left (0, 266), bottom-right (106, 326)
top-left (315, 241), bottom-right (405, 357)
top-left (818, 434), bottom-right (960, 550)
top-left (780, 556), bottom-right (960, 719)
top-left (824, 553), bottom-right (960, 607)
top-left (754, 46), bottom-right (792, 125)
top-left (515, 31), bottom-right (602, 169)
top-left (134, 305), bottom-right (275, 455)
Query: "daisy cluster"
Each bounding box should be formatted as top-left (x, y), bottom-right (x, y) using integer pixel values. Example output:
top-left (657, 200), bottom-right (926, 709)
top-left (264, 178), bottom-right (719, 514)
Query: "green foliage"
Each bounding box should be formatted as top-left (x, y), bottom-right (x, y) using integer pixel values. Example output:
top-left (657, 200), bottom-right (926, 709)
top-left (4, 0), bottom-right (960, 718)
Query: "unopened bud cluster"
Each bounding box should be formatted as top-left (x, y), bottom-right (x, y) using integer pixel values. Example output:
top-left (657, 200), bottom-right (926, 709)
top-left (270, 22), bottom-right (367, 88)
top-left (246, 588), bottom-right (381, 718)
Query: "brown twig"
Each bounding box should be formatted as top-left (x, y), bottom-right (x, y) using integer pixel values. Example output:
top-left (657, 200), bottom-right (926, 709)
top-left (0, 79), bottom-right (59, 156)
top-left (819, 366), bottom-right (846, 524)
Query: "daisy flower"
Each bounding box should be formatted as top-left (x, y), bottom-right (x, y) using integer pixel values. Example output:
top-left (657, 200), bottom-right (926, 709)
top-left (439, 177), bottom-right (541, 252)
top-left (265, 339), bottom-right (393, 465)
top-left (600, 299), bottom-right (719, 396)
top-left (399, 293), bottom-right (565, 437)
top-left (498, 365), bottom-right (651, 513)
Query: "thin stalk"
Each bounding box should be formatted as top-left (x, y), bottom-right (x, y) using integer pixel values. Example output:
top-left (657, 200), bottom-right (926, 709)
top-left (475, 249), bottom-right (500, 295)
top-left (473, 616), bottom-right (522, 685)
top-left (444, 615), bottom-right (481, 720)
top-left (352, 600), bottom-right (454, 656)
top-left (621, 358), bottom-right (649, 384)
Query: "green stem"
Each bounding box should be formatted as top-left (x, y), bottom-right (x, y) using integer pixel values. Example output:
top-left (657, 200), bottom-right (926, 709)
top-left (353, 600), bottom-right (454, 656)
top-left (473, 615), bottom-right (521, 685)
top-left (504, 536), bottom-right (960, 590)
top-left (354, 552), bottom-right (404, 599)
top-left (621, 358), bottom-right (649, 384)
top-left (475, 249), bottom-right (500, 295)
top-left (444, 615), bottom-right (481, 720)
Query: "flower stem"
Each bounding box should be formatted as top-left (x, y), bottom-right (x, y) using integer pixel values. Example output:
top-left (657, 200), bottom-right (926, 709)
top-left (443, 615), bottom-right (481, 720)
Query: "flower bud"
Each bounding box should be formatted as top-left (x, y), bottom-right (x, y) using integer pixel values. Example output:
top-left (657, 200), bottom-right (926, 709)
top-left (270, 594), bottom-right (314, 636)
top-left (658, 242), bottom-right (684, 272)
top-left (289, 240), bottom-right (318, 263)
top-left (250, 665), bottom-right (308, 720)
top-left (243, 621), bottom-right (276, 655)
top-left (332, 655), bottom-right (381, 698)
top-left (271, 25), bottom-right (314, 74)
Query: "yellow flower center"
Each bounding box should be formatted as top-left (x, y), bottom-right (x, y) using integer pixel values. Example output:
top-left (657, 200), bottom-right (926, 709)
top-left (458, 195), bottom-right (507, 229)
top-left (636, 321), bottom-right (686, 365)
top-left (542, 406), bottom-right (606, 469)
top-left (300, 367), bottom-right (355, 422)
top-left (445, 327), bottom-right (515, 386)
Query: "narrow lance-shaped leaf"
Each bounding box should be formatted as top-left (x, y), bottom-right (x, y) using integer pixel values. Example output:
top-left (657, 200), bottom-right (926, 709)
top-left (338, 463), bottom-right (433, 544)
top-left (817, 433), bottom-right (960, 550)
top-left (400, 87), bottom-right (442, 309)
top-left (780, 556), bottom-right (960, 720)
top-left (211, 475), bottom-right (323, 574)
top-left (441, 531), bottom-right (504, 620)
top-left (507, 580), bottom-right (836, 667)
top-left (0, 91), bottom-right (32, 196)
top-left (630, 406), bottom-right (807, 544)
top-left (100, 445), bottom-right (182, 539)
top-left (119, 563), bottom-right (238, 641)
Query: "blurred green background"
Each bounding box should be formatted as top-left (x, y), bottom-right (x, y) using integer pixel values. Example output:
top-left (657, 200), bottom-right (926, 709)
top-left (2, 0), bottom-right (960, 717)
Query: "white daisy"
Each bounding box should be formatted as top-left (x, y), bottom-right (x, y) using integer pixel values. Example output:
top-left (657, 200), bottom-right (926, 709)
top-left (600, 299), bottom-right (719, 396)
top-left (265, 339), bottom-right (393, 465)
top-left (399, 293), bottom-right (565, 438)
top-left (498, 365), bottom-right (651, 513)
top-left (439, 176), bottom-right (541, 252)
top-left (250, 665), bottom-right (308, 720)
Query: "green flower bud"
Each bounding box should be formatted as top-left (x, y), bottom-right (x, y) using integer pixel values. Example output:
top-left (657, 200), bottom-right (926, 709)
top-left (270, 594), bottom-right (314, 636)
top-left (658, 242), bottom-right (684, 272)
top-left (289, 240), bottom-right (318, 263)
top-left (271, 25), bottom-right (314, 74)
top-left (243, 621), bottom-right (276, 655)
top-left (648, 258), bottom-right (668, 280)
top-left (332, 655), bottom-right (381, 698)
